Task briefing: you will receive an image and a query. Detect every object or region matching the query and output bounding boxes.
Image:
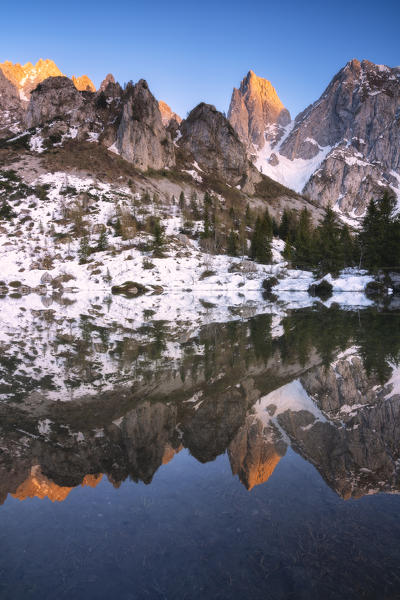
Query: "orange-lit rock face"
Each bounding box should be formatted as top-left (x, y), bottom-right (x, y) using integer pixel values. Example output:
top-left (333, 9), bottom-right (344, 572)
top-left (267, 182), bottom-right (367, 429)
top-left (229, 419), bottom-right (285, 490)
top-left (228, 70), bottom-right (290, 149)
top-left (245, 448), bottom-right (282, 490)
top-left (162, 444), bottom-right (183, 465)
top-left (0, 59), bottom-right (96, 101)
top-left (0, 59), bottom-right (63, 101)
top-left (158, 100), bottom-right (182, 126)
top-left (72, 74), bottom-right (96, 92)
top-left (11, 466), bottom-right (102, 502)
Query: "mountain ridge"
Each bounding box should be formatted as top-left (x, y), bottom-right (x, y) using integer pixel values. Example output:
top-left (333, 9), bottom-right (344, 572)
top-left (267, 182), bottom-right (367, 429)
top-left (229, 59), bottom-right (400, 216)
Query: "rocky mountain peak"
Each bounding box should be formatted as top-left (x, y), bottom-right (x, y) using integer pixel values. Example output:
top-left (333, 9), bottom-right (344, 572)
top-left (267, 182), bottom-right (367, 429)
top-left (115, 79), bottom-right (175, 170)
top-left (0, 58), bottom-right (63, 102)
top-left (100, 73), bottom-right (116, 91)
top-left (71, 74), bottom-right (96, 92)
top-left (158, 100), bottom-right (182, 126)
top-left (179, 102), bottom-right (261, 192)
top-left (0, 58), bottom-right (98, 102)
top-left (25, 76), bottom-right (84, 128)
top-left (256, 58), bottom-right (400, 216)
top-left (228, 70), bottom-right (291, 150)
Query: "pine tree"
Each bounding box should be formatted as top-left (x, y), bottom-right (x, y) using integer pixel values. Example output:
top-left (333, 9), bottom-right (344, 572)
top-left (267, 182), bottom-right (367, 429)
top-left (283, 238), bottom-right (293, 261)
top-left (78, 236), bottom-right (90, 264)
top-left (315, 206), bottom-right (342, 275)
top-left (97, 229), bottom-right (109, 251)
top-left (227, 229), bottom-right (238, 256)
top-left (279, 209), bottom-right (290, 240)
top-left (152, 219), bottom-right (165, 258)
top-left (359, 199), bottom-right (380, 269)
top-left (359, 192), bottom-right (400, 270)
top-left (202, 192), bottom-right (213, 238)
top-left (114, 217), bottom-right (122, 237)
top-left (293, 208), bottom-right (313, 268)
top-left (339, 224), bottom-right (358, 268)
top-left (190, 191), bottom-right (199, 219)
top-left (179, 191), bottom-right (185, 211)
top-left (250, 215), bottom-right (272, 264)
top-left (0, 200), bottom-right (16, 220)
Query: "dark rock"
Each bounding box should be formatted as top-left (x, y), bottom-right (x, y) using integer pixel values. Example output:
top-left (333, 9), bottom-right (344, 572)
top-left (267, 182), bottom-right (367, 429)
top-left (262, 276), bottom-right (278, 292)
top-left (111, 281), bottom-right (148, 297)
top-left (178, 102), bottom-right (261, 193)
top-left (308, 279), bottom-right (333, 299)
top-left (365, 280), bottom-right (387, 298)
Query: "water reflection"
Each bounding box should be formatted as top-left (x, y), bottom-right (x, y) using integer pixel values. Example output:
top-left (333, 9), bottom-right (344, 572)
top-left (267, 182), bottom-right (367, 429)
top-left (1, 304), bottom-right (400, 505)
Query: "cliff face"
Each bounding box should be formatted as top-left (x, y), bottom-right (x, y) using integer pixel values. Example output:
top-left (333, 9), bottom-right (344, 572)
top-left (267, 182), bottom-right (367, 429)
top-left (115, 79), bottom-right (175, 170)
top-left (0, 68), bottom-right (23, 134)
top-left (179, 102), bottom-right (261, 192)
top-left (26, 76), bottom-right (84, 128)
top-left (229, 418), bottom-right (286, 490)
top-left (250, 59), bottom-right (400, 215)
top-left (158, 100), bottom-right (181, 126)
top-left (228, 70), bottom-right (290, 150)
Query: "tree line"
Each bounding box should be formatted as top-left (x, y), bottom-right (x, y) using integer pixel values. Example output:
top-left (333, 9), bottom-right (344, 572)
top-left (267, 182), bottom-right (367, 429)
top-left (248, 191), bottom-right (400, 274)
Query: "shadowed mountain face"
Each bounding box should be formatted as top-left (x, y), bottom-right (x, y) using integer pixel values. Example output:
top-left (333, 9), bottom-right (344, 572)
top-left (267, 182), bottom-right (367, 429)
top-left (1, 306), bottom-right (400, 505)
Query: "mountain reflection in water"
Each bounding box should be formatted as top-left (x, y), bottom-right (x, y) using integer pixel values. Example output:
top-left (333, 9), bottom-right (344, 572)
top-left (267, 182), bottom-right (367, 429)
top-left (1, 306), bottom-right (400, 505)
top-left (2, 303), bottom-right (400, 600)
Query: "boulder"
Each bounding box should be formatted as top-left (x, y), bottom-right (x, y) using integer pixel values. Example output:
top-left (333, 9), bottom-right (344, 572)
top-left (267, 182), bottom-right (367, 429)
top-left (111, 281), bottom-right (148, 297)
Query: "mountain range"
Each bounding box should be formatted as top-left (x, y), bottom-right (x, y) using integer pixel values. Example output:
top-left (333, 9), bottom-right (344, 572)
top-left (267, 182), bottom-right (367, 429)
top-left (1, 57), bottom-right (399, 220)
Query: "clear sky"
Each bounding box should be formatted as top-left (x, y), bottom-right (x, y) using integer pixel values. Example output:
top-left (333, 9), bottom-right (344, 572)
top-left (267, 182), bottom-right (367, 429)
top-left (2, 0), bottom-right (399, 119)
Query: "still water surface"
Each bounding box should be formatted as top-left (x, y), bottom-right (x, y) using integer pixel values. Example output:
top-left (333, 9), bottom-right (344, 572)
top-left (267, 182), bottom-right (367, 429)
top-left (1, 302), bottom-right (400, 599)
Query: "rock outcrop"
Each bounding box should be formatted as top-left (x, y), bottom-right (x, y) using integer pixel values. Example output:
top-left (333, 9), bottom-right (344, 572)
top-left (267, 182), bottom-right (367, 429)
top-left (115, 79), bottom-right (175, 170)
top-left (158, 100), bottom-right (181, 126)
top-left (228, 70), bottom-right (290, 150)
top-left (72, 74), bottom-right (96, 92)
top-left (179, 102), bottom-right (262, 192)
top-left (0, 68), bottom-right (23, 134)
top-left (99, 73), bottom-right (116, 91)
top-left (26, 76), bottom-right (84, 128)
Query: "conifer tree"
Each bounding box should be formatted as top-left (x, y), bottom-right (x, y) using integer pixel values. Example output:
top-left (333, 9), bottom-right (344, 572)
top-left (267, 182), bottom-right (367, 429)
top-left (0, 200), bottom-right (16, 220)
top-left (152, 219), bottom-right (165, 258)
top-left (283, 238), bottom-right (293, 261)
top-left (202, 192), bottom-right (213, 238)
top-left (250, 214), bottom-right (272, 264)
top-left (113, 217), bottom-right (122, 237)
top-left (293, 208), bottom-right (313, 268)
top-left (97, 229), bottom-right (109, 251)
top-left (227, 229), bottom-right (238, 257)
top-left (190, 191), bottom-right (199, 219)
top-left (359, 192), bottom-right (400, 270)
top-left (78, 236), bottom-right (90, 264)
top-left (314, 206), bottom-right (342, 275)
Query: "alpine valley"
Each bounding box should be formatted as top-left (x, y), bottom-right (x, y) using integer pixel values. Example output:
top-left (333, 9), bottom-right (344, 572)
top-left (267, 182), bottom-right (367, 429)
top-left (1, 57), bottom-right (399, 311)
top-left (2, 54), bottom-right (400, 600)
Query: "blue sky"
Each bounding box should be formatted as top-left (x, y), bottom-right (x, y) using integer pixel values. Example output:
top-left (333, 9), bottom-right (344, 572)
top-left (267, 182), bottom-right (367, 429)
top-left (2, 0), bottom-right (399, 119)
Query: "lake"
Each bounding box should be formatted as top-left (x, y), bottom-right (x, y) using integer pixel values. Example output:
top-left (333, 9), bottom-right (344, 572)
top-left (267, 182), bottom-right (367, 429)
top-left (1, 297), bottom-right (400, 599)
